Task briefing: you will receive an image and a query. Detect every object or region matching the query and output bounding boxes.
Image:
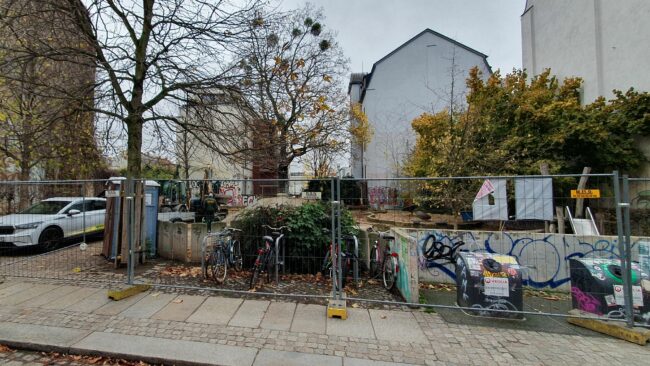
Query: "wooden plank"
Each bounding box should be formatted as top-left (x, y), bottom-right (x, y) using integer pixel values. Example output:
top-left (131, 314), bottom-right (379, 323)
top-left (556, 206), bottom-right (565, 234)
top-left (575, 167), bottom-right (591, 218)
top-left (567, 310), bottom-right (650, 346)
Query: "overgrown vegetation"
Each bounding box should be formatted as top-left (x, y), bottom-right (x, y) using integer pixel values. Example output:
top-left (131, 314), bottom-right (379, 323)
top-left (232, 202), bottom-right (357, 274)
top-left (405, 68), bottom-right (650, 213)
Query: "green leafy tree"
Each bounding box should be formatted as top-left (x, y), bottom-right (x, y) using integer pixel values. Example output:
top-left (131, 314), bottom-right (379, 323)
top-left (405, 68), bottom-right (650, 212)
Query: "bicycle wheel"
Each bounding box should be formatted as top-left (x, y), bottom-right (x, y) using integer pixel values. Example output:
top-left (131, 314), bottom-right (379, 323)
top-left (207, 250), bottom-right (220, 280)
top-left (341, 254), bottom-right (349, 288)
top-left (266, 249), bottom-right (277, 284)
top-left (232, 240), bottom-right (243, 271)
top-left (369, 246), bottom-right (379, 277)
top-left (382, 255), bottom-right (397, 290)
top-left (249, 253), bottom-right (263, 289)
top-left (204, 251), bottom-right (213, 279)
top-left (211, 248), bottom-right (227, 284)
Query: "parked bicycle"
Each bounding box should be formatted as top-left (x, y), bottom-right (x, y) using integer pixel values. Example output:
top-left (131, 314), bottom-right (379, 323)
top-left (368, 228), bottom-right (399, 290)
top-left (249, 225), bottom-right (288, 289)
top-left (321, 232), bottom-right (359, 289)
top-left (202, 227), bottom-right (243, 284)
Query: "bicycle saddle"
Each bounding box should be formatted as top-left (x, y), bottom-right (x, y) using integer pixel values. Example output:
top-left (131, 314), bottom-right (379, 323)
top-left (262, 235), bottom-right (274, 243)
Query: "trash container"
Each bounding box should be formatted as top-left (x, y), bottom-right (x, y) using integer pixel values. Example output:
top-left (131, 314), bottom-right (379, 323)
top-left (569, 258), bottom-right (649, 322)
top-left (456, 252), bottom-right (524, 319)
top-left (144, 180), bottom-right (160, 257)
top-left (639, 242), bottom-right (650, 277)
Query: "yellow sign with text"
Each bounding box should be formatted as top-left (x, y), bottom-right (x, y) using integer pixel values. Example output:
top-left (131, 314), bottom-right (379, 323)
top-left (571, 189), bottom-right (601, 199)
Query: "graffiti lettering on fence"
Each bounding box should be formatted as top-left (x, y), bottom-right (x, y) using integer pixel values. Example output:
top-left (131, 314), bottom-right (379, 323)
top-left (219, 183), bottom-right (256, 207)
top-left (417, 229), bottom-right (647, 290)
top-left (368, 186), bottom-right (398, 207)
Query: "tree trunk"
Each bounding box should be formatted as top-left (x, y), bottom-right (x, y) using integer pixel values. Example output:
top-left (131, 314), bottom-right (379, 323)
top-left (278, 163), bottom-right (289, 195)
top-left (126, 116), bottom-right (143, 179)
top-left (18, 161), bottom-right (31, 211)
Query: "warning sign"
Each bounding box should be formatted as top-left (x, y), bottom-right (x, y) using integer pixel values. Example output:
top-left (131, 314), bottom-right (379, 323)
top-left (484, 277), bottom-right (509, 297)
top-left (571, 189), bottom-right (600, 199)
top-left (613, 285), bottom-right (644, 307)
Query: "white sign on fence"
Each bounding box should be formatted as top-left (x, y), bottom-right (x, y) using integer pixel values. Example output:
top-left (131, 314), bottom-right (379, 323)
top-left (484, 277), bottom-right (509, 297)
top-left (613, 285), bottom-right (644, 307)
top-left (105, 190), bottom-right (120, 198)
top-left (301, 191), bottom-right (322, 200)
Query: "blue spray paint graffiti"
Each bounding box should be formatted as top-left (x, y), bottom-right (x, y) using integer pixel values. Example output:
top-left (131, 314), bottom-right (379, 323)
top-left (417, 230), bottom-right (643, 290)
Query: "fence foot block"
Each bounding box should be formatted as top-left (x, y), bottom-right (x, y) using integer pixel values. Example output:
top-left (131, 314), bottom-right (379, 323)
top-left (107, 284), bottom-right (151, 301)
top-left (567, 310), bottom-right (650, 345)
top-left (327, 293), bottom-right (347, 320)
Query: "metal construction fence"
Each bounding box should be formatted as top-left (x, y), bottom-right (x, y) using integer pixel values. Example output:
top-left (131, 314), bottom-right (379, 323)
top-left (0, 172), bottom-right (648, 328)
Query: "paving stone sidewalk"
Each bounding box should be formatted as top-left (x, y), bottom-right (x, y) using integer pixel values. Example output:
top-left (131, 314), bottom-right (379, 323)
top-left (0, 280), bottom-right (648, 366)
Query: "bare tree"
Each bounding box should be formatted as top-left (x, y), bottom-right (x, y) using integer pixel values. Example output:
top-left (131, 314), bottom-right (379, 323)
top-left (231, 5), bottom-right (349, 186)
top-left (1, 0), bottom-right (269, 178)
top-left (0, 0), bottom-right (105, 212)
top-left (175, 123), bottom-right (198, 180)
top-left (302, 145), bottom-right (340, 177)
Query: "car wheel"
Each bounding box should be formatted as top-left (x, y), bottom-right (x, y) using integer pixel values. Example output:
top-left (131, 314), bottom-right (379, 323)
top-left (38, 227), bottom-right (63, 252)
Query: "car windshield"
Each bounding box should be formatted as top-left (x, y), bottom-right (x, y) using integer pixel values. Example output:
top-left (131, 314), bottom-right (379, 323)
top-left (20, 201), bottom-right (70, 215)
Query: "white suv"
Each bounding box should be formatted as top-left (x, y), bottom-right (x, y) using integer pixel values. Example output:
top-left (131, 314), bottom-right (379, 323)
top-left (0, 197), bottom-right (106, 250)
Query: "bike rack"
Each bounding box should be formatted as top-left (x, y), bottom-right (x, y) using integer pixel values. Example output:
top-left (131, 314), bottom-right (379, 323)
top-left (327, 178), bottom-right (348, 320)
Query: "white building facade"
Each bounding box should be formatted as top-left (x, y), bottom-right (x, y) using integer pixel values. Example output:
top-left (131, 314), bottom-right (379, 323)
top-left (521, 0), bottom-right (650, 176)
top-left (349, 29), bottom-right (492, 179)
top-left (522, 0), bottom-right (650, 103)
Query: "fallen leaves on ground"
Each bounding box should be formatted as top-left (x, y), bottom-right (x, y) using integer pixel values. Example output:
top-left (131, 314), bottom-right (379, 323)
top-left (419, 282), bottom-right (455, 291)
top-left (524, 289), bottom-right (570, 301)
top-left (159, 266), bottom-right (203, 278)
top-left (0, 344), bottom-right (14, 353)
top-left (172, 298), bottom-right (184, 304)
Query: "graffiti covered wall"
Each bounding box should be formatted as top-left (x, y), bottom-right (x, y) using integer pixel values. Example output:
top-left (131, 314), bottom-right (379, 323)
top-left (368, 186), bottom-right (399, 208)
top-left (218, 182), bottom-right (257, 207)
top-left (392, 229), bottom-right (419, 303)
top-left (415, 229), bottom-right (649, 290)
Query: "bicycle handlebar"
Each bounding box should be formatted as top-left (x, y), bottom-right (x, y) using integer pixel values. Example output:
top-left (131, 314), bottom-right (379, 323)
top-left (262, 225), bottom-right (290, 232)
top-left (369, 227), bottom-right (393, 239)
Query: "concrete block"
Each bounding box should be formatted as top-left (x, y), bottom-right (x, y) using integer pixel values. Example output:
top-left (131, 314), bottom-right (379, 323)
top-left (291, 304), bottom-right (326, 334)
top-left (368, 309), bottom-right (427, 344)
top-left (229, 299), bottom-right (269, 328)
top-left (254, 349), bottom-right (341, 366)
top-left (327, 308), bottom-right (375, 339)
top-left (151, 295), bottom-right (206, 322)
top-left (71, 332), bottom-right (257, 366)
top-left (260, 301), bottom-right (296, 331)
top-left (187, 296), bottom-right (242, 325)
top-left (119, 293), bottom-right (176, 318)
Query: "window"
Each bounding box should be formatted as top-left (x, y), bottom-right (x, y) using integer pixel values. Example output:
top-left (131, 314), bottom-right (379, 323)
top-left (91, 200), bottom-right (106, 211)
top-left (66, 200), bottom-right (97, 213)
top-left (65, 202), bottom-right (86, 213)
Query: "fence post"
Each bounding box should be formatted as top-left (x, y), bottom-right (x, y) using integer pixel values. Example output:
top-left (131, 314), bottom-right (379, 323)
top-left (82, 183), bottom-right (87, 245)
top-left (126, 178), bottom-right (135, 285)
top-left (330, 176), bottom-right (338, 299)
top-left (622, 175), bottom-right (635, 328)
top-left (336, 175), bottom-right (343, 299)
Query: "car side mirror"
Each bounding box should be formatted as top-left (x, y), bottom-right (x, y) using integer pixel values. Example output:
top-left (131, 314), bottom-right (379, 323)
top-left (67, 209), bottom-right (81, 216)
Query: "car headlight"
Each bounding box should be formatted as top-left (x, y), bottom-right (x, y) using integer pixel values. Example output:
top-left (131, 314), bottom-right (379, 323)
top-left (15, 222), bottom-right (43, 229)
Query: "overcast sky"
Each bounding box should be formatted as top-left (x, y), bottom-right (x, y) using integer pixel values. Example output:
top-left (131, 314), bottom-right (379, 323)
top-left (279, 0), bottom-right (525, 75)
